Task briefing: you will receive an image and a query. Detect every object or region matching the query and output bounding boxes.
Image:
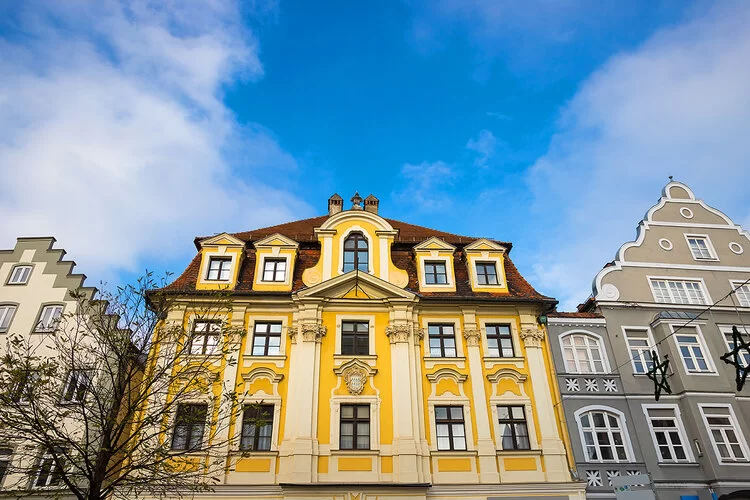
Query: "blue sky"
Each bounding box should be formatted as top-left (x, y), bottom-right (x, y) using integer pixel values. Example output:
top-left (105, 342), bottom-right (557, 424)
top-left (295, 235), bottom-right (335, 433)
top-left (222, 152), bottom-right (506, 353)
top-left (1, 0), bottom-right (750, 309)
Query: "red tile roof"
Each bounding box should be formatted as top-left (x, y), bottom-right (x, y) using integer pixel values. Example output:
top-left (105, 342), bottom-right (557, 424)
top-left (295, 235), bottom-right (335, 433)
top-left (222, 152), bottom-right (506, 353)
top-left (547, 311), bottom-right (604, 319)
top-left (166, 214), bottom-right (551, 303)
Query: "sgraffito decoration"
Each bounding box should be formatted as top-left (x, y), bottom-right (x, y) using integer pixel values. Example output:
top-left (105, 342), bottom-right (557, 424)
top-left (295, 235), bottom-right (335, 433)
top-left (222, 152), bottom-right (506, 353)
top-left (646, 350), bottom-right (671, 401)
top-left (720, 326), bottom-right (750, 391)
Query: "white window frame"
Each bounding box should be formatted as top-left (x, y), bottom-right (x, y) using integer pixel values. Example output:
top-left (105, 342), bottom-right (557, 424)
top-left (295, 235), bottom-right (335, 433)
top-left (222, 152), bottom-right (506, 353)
top-left (683, 233), bottom-right (719, 261)
top-left (642, 404), bottom-right (695, 463)
top-left (427, 399), bottom-right (475, 453)
top-left (188, 319), bottom-right (222, 356)
top-left (0, 304), bottom-right (18, 333)
top-left (467, 254), bottom-right (505, 288)
top-left (574, 406), bottom-right (635, 463)
top-left (622, 326), bottom-right (658, 375)
top-left (479, 317), bottom-right (523, 360)
top-left (719, 324), bottom-right (750, 369)
top-left (418, 256), bottom-right (453, 289)
top-left (670, 324), bottom-right (716, 375)
top-left (34, 448), bottom-right (65, 488)
top-left (246, 315), bottom-right (288, 360)
top-left (648, 276), bottom-right (711, 305)
top-left (334, 314), bottom-right (375, 356)
top-left (198, 249), bottom-right (238, 285)
top-left (730, 280), bottom-right (750, 307)
top-left (206, 256), bottom-right (233, 281)
top-left (233, 398), bottom-right (282, 453)
top-left (698, 404), bottom-right (750, 465)
top-left (61, 369), bottom-right (92, 403)
top-left (426, 322), bottom-right (460, 359)
top-left (35, 304), bottom-right (64, 333)
top-left (260, 256), bottom-right (290, 284)
top-left (558, 330), bottom-right (610, 374)
top-left (170, 401), bottom-right (210, 452)
top-left (7, 265), bottom-right (32, 285)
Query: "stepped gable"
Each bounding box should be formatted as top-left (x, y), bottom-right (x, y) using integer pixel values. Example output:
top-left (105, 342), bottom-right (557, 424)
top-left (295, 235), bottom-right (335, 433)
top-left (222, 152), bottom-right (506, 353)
top-left (165, 216), bottom-right (552, 302)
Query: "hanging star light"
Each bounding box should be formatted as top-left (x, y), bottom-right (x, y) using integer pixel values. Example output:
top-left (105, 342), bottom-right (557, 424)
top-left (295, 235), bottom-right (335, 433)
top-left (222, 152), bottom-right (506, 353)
top-left (646, 350), bottom-right (671, 401)
top-left (720, 326), bottom-right (750, 391)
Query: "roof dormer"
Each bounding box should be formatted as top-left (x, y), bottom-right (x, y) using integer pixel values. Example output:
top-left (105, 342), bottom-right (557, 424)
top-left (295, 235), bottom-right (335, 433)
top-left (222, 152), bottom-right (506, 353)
top-left (463, 239), bottom-right (508, 293)
top-left (413, 237), bottom-right (456, 292)
top-left (252, 233), bottom-right (299, 292)
top-left (195, 233), bottom-right (245, 290)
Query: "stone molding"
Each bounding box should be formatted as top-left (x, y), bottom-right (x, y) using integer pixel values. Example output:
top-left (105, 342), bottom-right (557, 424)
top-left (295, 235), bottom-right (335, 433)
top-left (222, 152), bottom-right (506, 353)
top-left (463, 328), bottom-right (481, 347)
top-left (385, 324), bottom-right (410, 344)
top-left (520, 327), bottom-right (545, 348)
top-left (291, 322), bottom-right (327, 343)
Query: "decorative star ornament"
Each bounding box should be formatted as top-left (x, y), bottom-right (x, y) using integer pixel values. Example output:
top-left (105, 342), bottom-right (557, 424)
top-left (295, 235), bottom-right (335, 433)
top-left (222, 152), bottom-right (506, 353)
top-left (646, 350), bottom-right (672, 401)
top-left (720, 326), bottom-right (750, 391)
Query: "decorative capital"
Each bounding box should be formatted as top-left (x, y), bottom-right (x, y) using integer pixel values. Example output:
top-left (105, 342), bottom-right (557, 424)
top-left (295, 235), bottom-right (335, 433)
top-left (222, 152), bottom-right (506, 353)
top-left (463, 328), bottom-right (481, 347)
top-left (299, 323), bottom-right (327, 343)
top-left (385, 324), bottom-right (410, 344)
top-left (520, 327), bottom-right (545, 348)
top-left (414, 327), bottom-right (425, 342)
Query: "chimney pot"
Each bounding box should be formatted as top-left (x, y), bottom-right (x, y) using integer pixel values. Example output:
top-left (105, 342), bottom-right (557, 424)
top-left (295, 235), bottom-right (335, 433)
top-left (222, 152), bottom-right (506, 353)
top-left (364, 194), bottom-right (379, 214)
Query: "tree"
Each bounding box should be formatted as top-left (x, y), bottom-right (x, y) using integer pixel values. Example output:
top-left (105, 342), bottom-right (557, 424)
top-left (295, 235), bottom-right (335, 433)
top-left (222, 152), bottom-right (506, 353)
top-left (0, 273), bottom-right (258, 499)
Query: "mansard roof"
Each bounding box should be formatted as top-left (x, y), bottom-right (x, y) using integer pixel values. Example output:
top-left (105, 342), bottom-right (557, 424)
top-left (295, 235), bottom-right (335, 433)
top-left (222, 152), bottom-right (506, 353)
top-left (167, 215), bottom-right (550, 303)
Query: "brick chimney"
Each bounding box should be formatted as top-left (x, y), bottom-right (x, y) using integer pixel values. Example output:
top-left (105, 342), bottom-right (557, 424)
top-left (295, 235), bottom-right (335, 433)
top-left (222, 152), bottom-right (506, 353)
top-left (364, 194), bottom-right (379, 214)
top-left (328, 193), bottom-right (343, 216)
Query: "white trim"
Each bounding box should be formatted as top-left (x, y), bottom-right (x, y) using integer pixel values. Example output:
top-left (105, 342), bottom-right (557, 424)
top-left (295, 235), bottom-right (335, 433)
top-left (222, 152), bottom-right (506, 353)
top-left (247, 315), bottom-right (289, 358)
top-left (697, 403), bottom-right (750, 465)
top-left (680, 207), bottom-right (694, 219)
top-left (489, 394), bottom-right (539, 452)
top-left (329, 395), bottom-right (380, 451)
top-left (573, 405), bottom-right (635, 463)
top-left (334, 314), bottom-right (376, 355)
top-left (338, 225), bottom-right (374, 274)
top-left (658, 238), bottom-right (673, 251)
top-left (427, 399), bottom-right (474, 453)
top-left (730, 242), bottom-right (745, 255)
top-left (621, 326), bottom-right (657, 375)
top-left (469, 257), bottom-right (505, 288)
top-left (478, 317), bottom-right (521, 359)
top-left (418, 255), bottom-right (454, 289)
top-left (610, 261), bottom-right (750, 272)
top-left (198, 249), bottom-right (237, 285)
top-left (558, 329), bottom-right (611, 374)
top-left (641, 403), bottom-right (696, 463)
top-left (670, 323), bottom-right (717, 375)
top-left (547, 317), bottom-right (607, 325)
top-left (730, 279), bottom-right (750, 307)
top-left (646, 275), bottom-right (712, 305)
top-left (233, 398), bottom-right (282, 453)
top-left (683, 233), bottom-right (719, 261)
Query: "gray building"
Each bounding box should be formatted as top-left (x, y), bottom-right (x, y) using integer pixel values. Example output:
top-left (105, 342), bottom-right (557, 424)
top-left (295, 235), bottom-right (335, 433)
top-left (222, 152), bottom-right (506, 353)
top-left (548, 181), bottom-right (750, 500)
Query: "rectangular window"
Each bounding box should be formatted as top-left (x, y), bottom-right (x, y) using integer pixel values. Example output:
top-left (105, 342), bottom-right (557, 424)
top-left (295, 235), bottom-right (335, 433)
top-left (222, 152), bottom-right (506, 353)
top-left (171, 404), bottom-right (207, 451)
top-left (722, 326), bottom-right (750, 369)
top-left (701, 406), bottom-right (749, 463)
top-left (0, 305), bottom-right (17, 333)
top-left (0, 448), bottom-right (10, 484)
top-left (340, 404), bottom-right (370, 450)
top-left (424, 261), bottom-right (448, 285)
top-left (476, 262), bottom-right (498, 285)
top-left (206, 257), bottom-right (231, 281)
top-left (262, 258), bottom-right (287, 282)
top-left (674, 326), bottom-right (712, 373)
top-left (240, 404), bottom-right (274, 451)
top-left (624, 328), bottom-right (655, 374)
top-left (35, 305), bottom-right (63, 332)
top-left (61, 370), bottom-right (91, 403)
top-left (731, 281), bottom-right (750, 307)
top-left (645, 407), bottom-right (690, 462)
top-left (341, 321), bottom-right (369, 355)
top-left (686, 236), bottom-right (715, 260)
top-left (8, 265), bottom-right (31, 285)
top-left (251, 322), bottom-right (282, 356)
top-left (435, 406), bottom-right (466, 451)
top-left (428, 324), bottom-right (456, 357)
top-left (498, 406), bottom-right (530, 450)
top-left (11, 371), bottom-right (35, 403)
top-left (650, 279), bottom-right (707, 305)
top-left (486, 324), bottom-right (514, 357)
top-left (34, 448), bottom-right (65, 488)
top-left (189, 321), bottom-right (221, 355)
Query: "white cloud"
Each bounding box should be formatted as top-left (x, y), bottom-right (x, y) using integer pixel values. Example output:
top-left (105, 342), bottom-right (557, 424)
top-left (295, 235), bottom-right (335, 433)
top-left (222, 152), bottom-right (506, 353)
top-left (466, 129), bottom-right (497, 167)
top-left (527, 2), bottom-right (750, 309)
top-left (393, 161), bottom-right (457, 210)
top-left (0, 1), bottom-right (310, 278)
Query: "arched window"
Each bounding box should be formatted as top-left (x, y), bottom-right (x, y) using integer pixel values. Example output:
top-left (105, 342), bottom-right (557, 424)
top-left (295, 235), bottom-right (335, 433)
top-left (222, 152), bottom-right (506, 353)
top-left (343, 232), bottom-right (368, 272)
top-left (561, 333), bottom-right (607, 373)
top-left (577, 409), bottom-right (631, 462)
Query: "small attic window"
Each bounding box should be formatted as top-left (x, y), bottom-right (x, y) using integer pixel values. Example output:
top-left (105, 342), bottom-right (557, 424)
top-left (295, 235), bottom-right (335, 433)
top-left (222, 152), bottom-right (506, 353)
top-left (206, 257), bottom-right (232, 281)
top-left (7, 265), bottom-right (32, 285)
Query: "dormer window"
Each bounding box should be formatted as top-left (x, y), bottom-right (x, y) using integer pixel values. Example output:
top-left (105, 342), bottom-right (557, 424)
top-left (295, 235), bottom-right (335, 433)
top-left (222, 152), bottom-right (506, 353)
top-left (424, 261), bottom-right (448, 285)
top-left (262, 258), bottom-right (287, 282)
top-left (343, 232), bottom-right (368, 273)
top-left (475, 262), bottom-right (498, 285)
top-left (206, 257), bottom-right (232, 281)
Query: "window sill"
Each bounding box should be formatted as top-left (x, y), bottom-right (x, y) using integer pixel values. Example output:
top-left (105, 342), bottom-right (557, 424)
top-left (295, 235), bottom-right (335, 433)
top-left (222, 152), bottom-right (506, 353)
top-left (230, 449), bottom-right (279, 457)
top-left (334, 354), bottom-right (377, 364)
top-left (484, 357), bottom-right (525, 369)
top-left (167, 449), bottom-right (208, 456)
top-left (184, 354), bottom-right (223, 361)
top-left (330, 449), bottom-right (379, 456)
top-left (243, 354), bottom-right (286, 361)
top-left (657, 461), bottom-right (700, 467)
top-left (496, 449), bottom-right (541, 456)
top-left (430, 449), bottom-right (477, 457)
top-left (424, 356), bottom-right (466, 369)
top-left (717, 460), bottom-right (750, 466)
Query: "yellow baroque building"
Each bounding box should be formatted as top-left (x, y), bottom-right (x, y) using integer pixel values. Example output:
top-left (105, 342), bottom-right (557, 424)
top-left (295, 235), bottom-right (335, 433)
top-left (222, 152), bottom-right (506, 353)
top-left (156, 194), bottom-right (585, 499)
